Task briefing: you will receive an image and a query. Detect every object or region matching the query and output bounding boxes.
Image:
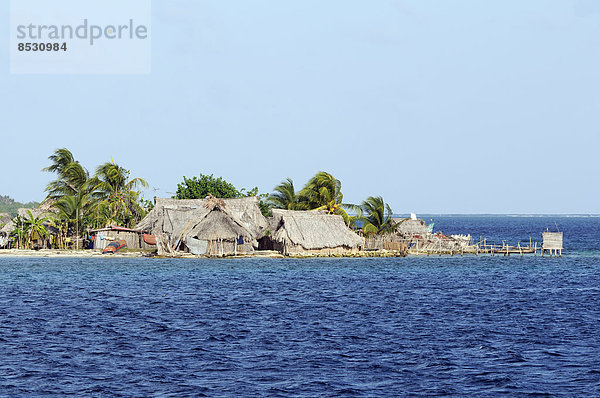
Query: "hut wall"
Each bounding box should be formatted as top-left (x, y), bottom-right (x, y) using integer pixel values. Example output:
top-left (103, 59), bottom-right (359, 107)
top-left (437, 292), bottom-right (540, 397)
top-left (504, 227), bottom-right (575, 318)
top-left (365, 235), bottom-right (411, 251)
top-left (542, 232), bottom-right (563, 250)
top-left (206, 240), bottom-right (253, 256)
top-left (94, 230), bottom-right (153, 250)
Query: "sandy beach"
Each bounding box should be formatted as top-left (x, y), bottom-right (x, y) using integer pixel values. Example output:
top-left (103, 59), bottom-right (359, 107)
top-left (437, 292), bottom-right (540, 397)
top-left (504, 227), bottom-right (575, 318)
top-left (0, 249), bottom-right (410, 259)
top-left (0, 249), bottom-right (146, 258)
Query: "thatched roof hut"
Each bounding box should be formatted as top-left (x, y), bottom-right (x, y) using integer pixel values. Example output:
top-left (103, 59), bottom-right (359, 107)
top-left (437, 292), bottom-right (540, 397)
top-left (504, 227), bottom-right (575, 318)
top-left (0, 219), bottom-right (14, 235)
top-left (1, 207), bottom-right (55, 230)
top-left (0, 213), bottom-right (12, 248)
top-left (268, 209), bottom-right (364, 255)
top-left (135, 197), bottom-right (269, 256)
top-left (0, 213), bottom-right (11, 226)
top-left (189, 206), bottom-right (254, 242)
top-left (393, 218), bottom-right (429, 236)
top-left (0, 207), bottom-right (58, 249)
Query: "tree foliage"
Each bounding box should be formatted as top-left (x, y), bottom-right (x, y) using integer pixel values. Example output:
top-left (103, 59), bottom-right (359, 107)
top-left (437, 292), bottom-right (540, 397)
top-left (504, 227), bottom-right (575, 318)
top-left (356, 196), bottom-right (397, 235)
top-left (297, 171), bottom-right (351, 224)
top-left (268, 178), bottom-right (299, 210)
top-left (42, 148), bottom-right (150, 235)
top-left (13, 210), bottom-right (49, 249)
top-left (93, 161), bottom-right (149, 227)
top-left (175, 175), bottom-right (241, 199)
top-left (174, 174), bottom-right (272, 217)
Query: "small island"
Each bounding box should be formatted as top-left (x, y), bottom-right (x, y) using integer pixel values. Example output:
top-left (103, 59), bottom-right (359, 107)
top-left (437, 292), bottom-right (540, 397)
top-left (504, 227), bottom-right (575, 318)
top-left (1, 148), bottom-right (555, 258)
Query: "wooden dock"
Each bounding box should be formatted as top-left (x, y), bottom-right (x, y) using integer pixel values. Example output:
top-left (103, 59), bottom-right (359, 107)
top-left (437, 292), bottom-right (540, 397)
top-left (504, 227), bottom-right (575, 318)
top-left (408, 243), bottom-right (537, 256)
top-left (408, 237), bottom-right (563, 257)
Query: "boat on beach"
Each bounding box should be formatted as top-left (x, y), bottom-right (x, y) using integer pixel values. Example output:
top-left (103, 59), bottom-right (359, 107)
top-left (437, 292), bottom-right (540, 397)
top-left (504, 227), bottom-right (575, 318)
top-left (102, 240), bottom-right (127, 254)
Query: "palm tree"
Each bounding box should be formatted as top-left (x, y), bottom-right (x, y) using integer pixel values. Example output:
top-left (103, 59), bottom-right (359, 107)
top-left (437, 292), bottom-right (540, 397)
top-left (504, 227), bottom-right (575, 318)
top-left (93, 161), bottom-right (148, 227)
top-left (358, 196), bottom-right (397, 235)
top-left (43, 148), bottom-right (90, 199)
top-left (11, 223), bottom-right (25, 249)
top-left (53, 192), bottom-right (94, 234)
top-left (21, 210), bottom-right (49, 248)
top-left (298, 171), bottom-right (351, 223)
top-left (43, 148), bottom-right (94, 248)
top-left (42, 148), bottom-right (75, 176)
top-left (345, 206), bottom-right (363, 231)
top-left (268, 178), bottom-right (299, 210)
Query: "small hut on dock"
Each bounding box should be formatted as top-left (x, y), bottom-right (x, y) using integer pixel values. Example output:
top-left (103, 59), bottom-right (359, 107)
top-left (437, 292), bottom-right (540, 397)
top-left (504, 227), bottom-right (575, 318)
top-left (542, 231), bottom-right (563, 256)
top-left (264, 209), bottom-right (364, 255)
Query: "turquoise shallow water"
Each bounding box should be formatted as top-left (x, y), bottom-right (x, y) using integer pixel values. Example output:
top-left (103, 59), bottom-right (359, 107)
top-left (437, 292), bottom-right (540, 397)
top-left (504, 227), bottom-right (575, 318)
top-left (0, 216), bottom-right (599, 396)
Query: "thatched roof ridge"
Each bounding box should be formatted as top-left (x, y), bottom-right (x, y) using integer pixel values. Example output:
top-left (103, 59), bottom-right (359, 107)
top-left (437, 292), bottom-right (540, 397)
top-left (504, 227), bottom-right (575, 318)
top-left (270, 209), bottom-right (364, 250)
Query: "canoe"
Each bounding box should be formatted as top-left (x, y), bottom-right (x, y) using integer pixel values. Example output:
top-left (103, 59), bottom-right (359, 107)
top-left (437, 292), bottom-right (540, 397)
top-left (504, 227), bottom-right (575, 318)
top-left (103, 240), bottom-right (127, 254)
top-left (143, 234), bottom-right (156, 245)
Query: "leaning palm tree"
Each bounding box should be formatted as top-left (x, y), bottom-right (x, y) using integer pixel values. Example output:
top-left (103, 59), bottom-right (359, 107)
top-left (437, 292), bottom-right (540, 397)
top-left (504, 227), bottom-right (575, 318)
top-left (43, 148), bottom-right (91, 199)
top-left (93, 161), bottom-right (148, 228)
top-left (42, 148), bottom-right (76, 175)
top-left (358, 196), bottom-right (398, 235)
top-left (297, 171), bottom-right (352, 223)
top-left (43, 148), bottom-right (95, 248)
top-left (268, 178), bottom-right (299, 210)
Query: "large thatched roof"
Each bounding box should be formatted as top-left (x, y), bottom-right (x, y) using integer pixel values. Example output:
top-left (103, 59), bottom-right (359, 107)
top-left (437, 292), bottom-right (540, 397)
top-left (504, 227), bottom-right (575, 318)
top-left (136, 197), bottom-right (269, 243)
top-left (270, 209), bottom-right (364, 250)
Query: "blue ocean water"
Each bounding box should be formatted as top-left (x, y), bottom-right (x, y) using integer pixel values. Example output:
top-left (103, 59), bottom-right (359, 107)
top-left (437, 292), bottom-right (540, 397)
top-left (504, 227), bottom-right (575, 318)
top-left (0, 216), bottom-right (599, 396)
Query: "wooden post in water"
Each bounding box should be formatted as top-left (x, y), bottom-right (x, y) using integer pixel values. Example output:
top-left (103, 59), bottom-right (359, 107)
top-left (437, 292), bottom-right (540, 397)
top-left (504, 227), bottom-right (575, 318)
top-left (518, 243), bottom-right (523, 257)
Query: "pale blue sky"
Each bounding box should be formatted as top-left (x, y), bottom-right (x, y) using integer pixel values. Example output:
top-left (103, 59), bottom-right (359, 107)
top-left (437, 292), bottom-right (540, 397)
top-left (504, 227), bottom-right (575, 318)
top-left (2, 0), bottom-right (599, 213)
